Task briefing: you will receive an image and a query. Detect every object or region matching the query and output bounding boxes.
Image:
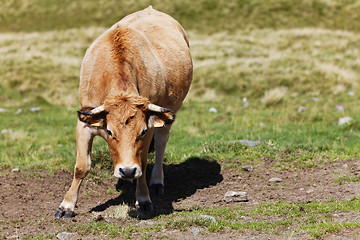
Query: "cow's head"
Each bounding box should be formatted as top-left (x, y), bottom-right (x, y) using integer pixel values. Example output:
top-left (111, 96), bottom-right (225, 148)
top-left (77, 93), bottom-right (175, 179)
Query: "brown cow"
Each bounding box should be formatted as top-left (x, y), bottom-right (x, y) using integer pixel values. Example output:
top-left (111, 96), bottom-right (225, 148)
top-left (55, 6), bottom-right (192, 218)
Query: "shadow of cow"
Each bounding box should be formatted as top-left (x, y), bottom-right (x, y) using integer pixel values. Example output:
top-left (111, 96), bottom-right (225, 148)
top-left (90, 157), bottom-right (223, 218)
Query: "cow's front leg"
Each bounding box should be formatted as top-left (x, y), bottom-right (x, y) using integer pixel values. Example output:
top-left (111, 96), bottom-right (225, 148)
top-left (55, 121), bottom-right (94, 218)
top-left (135, 142), bottom-right (153, 213)
top-left (149, 126), bottom-right (170, 195)
top-left (135, 169), bottom-right (153, 213)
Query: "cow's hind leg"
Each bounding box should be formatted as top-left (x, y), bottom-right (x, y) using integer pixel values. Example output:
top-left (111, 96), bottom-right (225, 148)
top-left (149, 126), bottom-right (170, 195)
top-left (55, 121), bottom-right (94, 218)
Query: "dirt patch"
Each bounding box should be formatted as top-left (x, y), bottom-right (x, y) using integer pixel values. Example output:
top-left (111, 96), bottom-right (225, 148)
top-left (1, 158), bottom-right (360, 239)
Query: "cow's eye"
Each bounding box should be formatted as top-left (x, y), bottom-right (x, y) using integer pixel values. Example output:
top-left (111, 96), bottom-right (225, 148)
top-left (107, 129), bottom-right (114, 138)
top-left (140, 128), bottom-right (147, 137)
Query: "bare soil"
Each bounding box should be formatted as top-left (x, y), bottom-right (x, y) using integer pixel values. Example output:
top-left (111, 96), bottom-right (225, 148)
top-left (1, 157), bottom-right (360, 239)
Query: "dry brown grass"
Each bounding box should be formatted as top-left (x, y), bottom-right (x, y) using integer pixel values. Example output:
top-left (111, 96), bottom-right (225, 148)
top-left (0, 27), bottom-right (104, 107)
top-left (1, 27), bottom-right (359, 107)
top-left (188, 28), bottom-right (360, 103)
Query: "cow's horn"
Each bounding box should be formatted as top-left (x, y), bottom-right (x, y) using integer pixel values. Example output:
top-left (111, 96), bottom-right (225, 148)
top-left (83, 105), bottom-right (105, 115)
top-left (148, 104), bottom-right (171, 113)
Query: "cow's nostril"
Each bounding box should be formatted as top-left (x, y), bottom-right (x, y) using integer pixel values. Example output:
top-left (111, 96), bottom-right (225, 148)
top-left (119, 167), bottom-right (137, 179)
top-left (131, 167), bottom-right (136, 176)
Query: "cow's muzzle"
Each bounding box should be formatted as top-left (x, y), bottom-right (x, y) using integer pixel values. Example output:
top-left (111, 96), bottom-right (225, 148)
top-left (114, 164), bottom-right (142, 179)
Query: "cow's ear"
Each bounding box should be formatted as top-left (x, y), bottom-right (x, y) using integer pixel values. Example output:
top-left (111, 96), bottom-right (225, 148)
top-left (77, 106), bottom-right (107, 127)
top-left (148, 111), bottom-right (175, 128)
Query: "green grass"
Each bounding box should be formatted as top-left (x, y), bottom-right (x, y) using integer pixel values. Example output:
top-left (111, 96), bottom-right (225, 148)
top-left (48, 198), bottom-right (360, 239)
top-left (0, 106), bottom-right (76, 170)
top-left (334, 175), bottom-right (360, 185)
top-left (1, 96), bottom-right (359, 171)
top-left (2, 0), bottom-right (360, 34)
top-left (23, 234), bottom-right (56, 240)
top-left (2, 0), bottom-right (360, 239)
top-left (67, 220), bottom-right (162, 239)
top-left (180, 198), bottom-right (360, 238)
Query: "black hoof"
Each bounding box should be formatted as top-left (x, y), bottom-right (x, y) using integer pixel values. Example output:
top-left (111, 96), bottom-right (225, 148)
top-left (55, 208), bottom-right (74, 219)
top-left (136, 201), bottom-right (154, 214)
top-left (55, 208), bottom-right (64, 219)
top-left (150, 184), bottom-right (164, 196)
top-left (64, 210), bottom-right (75, 218)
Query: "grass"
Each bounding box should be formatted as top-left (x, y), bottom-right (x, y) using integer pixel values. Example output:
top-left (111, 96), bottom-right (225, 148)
top-left (180, 198), bottom-right (360, 238)
top-left (334, 175), bottom-right (360, 185)
top-left (46, 197), bottom-right (360, 239)
top-left (2, 0), bottom-right (360, 34)
top-left (2, 95), bottom-right (359, 171)
top-left (0, 27), bottom-right (103, 108)
top-left (2, 0), bottom-right (360, 239)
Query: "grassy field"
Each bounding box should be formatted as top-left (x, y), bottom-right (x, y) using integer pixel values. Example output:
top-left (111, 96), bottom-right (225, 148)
top-left (2, 0), bottom-right (360, 33)
top-left (1, 0), bottom-right (360, 239)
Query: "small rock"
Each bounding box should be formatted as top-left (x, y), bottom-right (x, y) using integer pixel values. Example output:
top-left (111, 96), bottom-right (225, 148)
top-left (56, 232), bottom-right (77, 240)
top-left (191, 227), bottom-right (200, 235)
top-left (269, 177), bottom-right (283, 183)
top-left (348, 91), bottom-right (355, 96)
top-left (299, 188), bottom-right (305, 191)
top-left (200, 215), bottom-right (216, 223)
top-left (11, 168), bottom-right (20, 172)
top-left (1, 129), bottom-right (11, 134)
top-left (243, 97), bottom-right (249, 108)
top-left (224, 191), bottom-right (248, 202)
top-left (259, 122), bottom-right (265, 127)
top-left (314, 40), bottom-right (321, 47)
top-left (6, 235), bottom-right (19, 239)
top-left (338, 116), bottom-right (353, 126)
top-left (297, 106), bottom-right (306, 112)
top-left (335, 105), bottom-right (344, 112)
top-left (312, 97), bottom-right (320, 102)
top-left (306, 189), bottom-right (314, 194)
top-left (15, 109), bottom-right (22, 115)
top-left (30, 107), bottom-right (41, 112)
top-left (244, 49), bottom-right (258, 56)
top-left (224, 181), bottom-right (234, 185)
top-left (209, 107), bottom-right (217, 113)
top-left (0, 108), bottom-right (7, 113)
top-left (138, 220), bottom-right (155, 226)
top-left (228, 140), bottom-right (261, 147)
top-left (242, 166), bottom-right (254, 172)
top-left (343, 164), bottom-right (349, 169)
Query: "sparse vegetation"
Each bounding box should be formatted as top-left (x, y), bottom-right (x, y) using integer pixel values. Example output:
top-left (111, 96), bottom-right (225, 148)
top-left (335, 175), bottom-right (360, 185)
top-left (51, 198), bottom-right (360, 239)
top-left (1, 0), bottom-right (360, 239)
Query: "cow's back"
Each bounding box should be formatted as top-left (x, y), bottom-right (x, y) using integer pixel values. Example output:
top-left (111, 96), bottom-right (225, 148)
top-left (79, 7), bottom-right (192, 112)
